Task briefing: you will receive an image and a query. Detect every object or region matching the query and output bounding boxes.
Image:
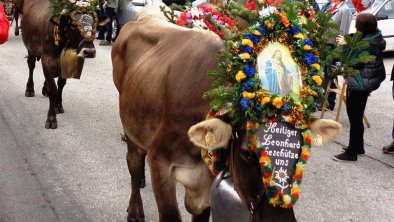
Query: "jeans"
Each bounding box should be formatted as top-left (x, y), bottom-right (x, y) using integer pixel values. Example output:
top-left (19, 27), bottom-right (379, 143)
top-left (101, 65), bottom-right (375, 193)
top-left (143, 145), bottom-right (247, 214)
top-left (346, 90), bottom-right (370, 155)
top-left (392, 82), bottom-right (394, 139)
top-left (98, 7), bottom-right (115, 42)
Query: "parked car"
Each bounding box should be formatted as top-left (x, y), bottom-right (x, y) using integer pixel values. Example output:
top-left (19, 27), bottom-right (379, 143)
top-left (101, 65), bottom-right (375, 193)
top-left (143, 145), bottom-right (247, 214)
top-left (349, 0), bottom-right (394, 51)
top-left (112, 0), bottom-right (163, 40)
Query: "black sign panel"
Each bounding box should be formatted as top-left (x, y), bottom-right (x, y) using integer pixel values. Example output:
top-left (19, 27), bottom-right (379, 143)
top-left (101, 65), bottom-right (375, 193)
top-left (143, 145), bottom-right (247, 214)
top-left (255, 122), bottom-right (302, 195)
top-left (75, 13), bottom-right (94, 37)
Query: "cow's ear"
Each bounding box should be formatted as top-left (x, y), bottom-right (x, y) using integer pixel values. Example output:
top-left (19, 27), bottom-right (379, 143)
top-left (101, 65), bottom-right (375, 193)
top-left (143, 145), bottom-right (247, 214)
top-left (188, 118), bottom-right (233, 149)
top-left (310, 119), bottom-right (342, 146)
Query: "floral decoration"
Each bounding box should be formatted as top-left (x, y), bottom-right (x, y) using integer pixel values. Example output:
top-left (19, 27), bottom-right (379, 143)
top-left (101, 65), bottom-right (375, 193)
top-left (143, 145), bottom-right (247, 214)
top-left (175, 5), bottom-right (239, 39)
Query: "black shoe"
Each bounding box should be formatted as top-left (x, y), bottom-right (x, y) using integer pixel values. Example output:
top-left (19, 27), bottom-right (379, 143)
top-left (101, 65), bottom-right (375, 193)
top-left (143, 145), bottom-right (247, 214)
top-left (333, 152), bottom-right (357, 162)
top-left (342, 147), bottom-right (365, 155)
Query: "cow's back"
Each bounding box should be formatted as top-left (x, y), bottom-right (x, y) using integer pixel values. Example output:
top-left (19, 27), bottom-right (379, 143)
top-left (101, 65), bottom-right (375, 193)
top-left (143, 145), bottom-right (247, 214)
top-left (113, 18), bottom-right (223, 158)
top-left (21, 0), bottom-right (53, 56)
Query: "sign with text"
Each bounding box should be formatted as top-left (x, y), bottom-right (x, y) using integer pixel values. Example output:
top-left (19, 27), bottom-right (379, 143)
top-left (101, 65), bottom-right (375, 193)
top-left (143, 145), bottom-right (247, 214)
top-left (255, 122), bottom-right (302, 195)
top-left (75, 13), bottom-right (94, 38)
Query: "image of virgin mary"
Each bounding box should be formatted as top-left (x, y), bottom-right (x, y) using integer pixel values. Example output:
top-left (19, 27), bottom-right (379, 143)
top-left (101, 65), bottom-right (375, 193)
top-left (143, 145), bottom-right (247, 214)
top-left (264, 49), bottom-right (292, 96)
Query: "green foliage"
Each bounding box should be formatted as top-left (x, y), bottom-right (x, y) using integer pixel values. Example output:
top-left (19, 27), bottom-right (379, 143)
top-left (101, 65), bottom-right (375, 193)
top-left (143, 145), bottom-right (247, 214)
top-left (49, 0), bottom-right (98, 16)
top-left (160, 5), bottom-right (178, 23)
top-left (325, 32), bottom-right (376, 80)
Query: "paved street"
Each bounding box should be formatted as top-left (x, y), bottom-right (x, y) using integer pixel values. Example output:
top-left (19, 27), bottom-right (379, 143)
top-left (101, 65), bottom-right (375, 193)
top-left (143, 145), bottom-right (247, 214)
top-left (0, 23), bottom-right (393, 222)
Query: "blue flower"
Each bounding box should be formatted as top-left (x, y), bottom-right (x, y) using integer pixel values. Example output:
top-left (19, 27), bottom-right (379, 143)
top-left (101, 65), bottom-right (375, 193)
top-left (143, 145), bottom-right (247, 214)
top-left (240, 98), bottom-right (251, 111)
top-left (289, 27), bottom-right (301, 35)
top-left (242, 80), bottom-right (254, 91)
top-left (258, 26), bottom-right (266, 35)
top-left (240, 46), bottom-right (253, 54)
top-left (304, 39), bottom-right (313, 47)
top-left (244, 65), bottom-right (256, 78)
top-left (283, 104), bottom-right (291, 112)
top-left (305, 53), bottom-right (318, 65)
top-left (243, 33), bottom-right (260, 44)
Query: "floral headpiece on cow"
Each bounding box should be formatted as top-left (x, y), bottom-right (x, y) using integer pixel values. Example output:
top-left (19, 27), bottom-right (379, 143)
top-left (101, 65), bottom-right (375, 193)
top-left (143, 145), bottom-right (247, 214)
top-left (49, 0), bottom-right (98, 44)
top-left (200, 0), bottom-right (331, 209)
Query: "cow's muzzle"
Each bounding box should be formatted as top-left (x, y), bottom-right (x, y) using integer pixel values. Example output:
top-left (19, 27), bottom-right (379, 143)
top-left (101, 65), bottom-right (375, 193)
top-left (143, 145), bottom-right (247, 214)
top-left (77, 40), bottom-right (96, 58)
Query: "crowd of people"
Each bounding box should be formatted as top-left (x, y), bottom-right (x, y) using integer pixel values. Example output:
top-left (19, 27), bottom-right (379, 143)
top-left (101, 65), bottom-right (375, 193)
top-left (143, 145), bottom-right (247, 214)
top-left (1, 0), bottom-right (393, 161)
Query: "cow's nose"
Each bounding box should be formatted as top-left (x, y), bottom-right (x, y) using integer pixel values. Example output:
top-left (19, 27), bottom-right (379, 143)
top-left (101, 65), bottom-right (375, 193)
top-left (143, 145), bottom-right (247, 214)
top-left (83, 48), bottom-right (96, 58)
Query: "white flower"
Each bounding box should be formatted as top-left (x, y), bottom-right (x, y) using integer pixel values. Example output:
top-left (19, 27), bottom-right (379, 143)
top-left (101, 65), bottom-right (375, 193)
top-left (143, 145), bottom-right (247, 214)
top-left (275, 167), bottom-right (289, 184)
top-left (69, 0), bottom-right (76, 3)
top-left (259, 6), bottom-right (277, 18)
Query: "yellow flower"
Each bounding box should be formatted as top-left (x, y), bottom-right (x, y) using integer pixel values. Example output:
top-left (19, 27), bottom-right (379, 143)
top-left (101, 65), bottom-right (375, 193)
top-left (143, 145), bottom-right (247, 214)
top-left (272, 97), bottom-right (283, 109)
top-left (312, 75), bottom-right (322, 86)
top-left (311, 63), bottom-right (321, 71)
top-left (303, 45), bottom-right (312, 50)
top-left (239, 53), bottom-right (251, 60)
top-left (295, 164), bottom-right (304, 175)
top-left (235, 70), bottom-right (246, 82)
top-left (261, 96), bottom-right (271, 105)
top-left (242, 39), bottom-right (254, 47)
top-left (259, 156), bottom-right (270, 163)
top-left (242, 91), bottom-right (255, 99)
top-left (291, 186), bottom-right (300, 196)
top-left (269, 195), bottom-right (280, 206)
top-left (282, 195), bottom-right (292, 205)
top-left (264, 20), bottom-right (273, 29)
top-left (253, 30), bottom-right (261, 36)
top-left (294, 33), bottom-right (305, 39)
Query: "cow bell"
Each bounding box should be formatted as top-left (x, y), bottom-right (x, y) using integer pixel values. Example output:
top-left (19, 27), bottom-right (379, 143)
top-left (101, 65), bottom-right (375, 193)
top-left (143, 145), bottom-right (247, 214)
top-left (211, 170), bottom-right (250, 222)
top-left (60, 48), bottom-right (85, 79)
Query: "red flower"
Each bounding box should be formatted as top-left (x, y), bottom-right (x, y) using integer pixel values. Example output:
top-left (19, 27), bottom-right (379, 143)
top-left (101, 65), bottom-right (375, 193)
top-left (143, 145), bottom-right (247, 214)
top-left (245, 1), bottom-right (256, 10)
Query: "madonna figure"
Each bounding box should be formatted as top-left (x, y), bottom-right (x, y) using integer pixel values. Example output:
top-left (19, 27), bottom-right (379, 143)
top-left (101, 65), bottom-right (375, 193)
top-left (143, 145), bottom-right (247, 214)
top-left (265, 49), bottom-right (293, 96)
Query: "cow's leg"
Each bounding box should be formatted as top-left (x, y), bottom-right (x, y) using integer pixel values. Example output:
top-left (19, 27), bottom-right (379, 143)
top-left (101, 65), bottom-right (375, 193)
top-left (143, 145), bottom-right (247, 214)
top-left (42, 80), bottom-right (48, 97)
top-left (149, 156), bottom-right (182, 222)
top-left (42, 66), bottom-right (58, 129)
top-left (55, 77), bottom-right (66, 114)
top-left (25, 56), bottom-right (35, 97)
top-left (14, 12), bottom-right (19, 36)
top-left (125, 137), bottom-right (145, 222)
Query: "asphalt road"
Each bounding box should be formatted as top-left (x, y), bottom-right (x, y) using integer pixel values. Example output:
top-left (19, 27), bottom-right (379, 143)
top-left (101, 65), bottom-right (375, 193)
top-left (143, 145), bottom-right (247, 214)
top-left (0, 25), bottom-right (393, 222)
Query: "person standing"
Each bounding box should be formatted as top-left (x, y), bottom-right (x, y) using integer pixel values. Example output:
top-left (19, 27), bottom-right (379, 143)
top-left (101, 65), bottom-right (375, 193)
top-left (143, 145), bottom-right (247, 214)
top-left (321, 0), bottom-right (352, 111)
top-left (382, 65), bottom-right (394, 154)
top-left (333, 13), bottom-right (386, 161)
top-left (0, 1), bottom-right (10, 44)
top-left (98, 0), bottom-right (118, 46)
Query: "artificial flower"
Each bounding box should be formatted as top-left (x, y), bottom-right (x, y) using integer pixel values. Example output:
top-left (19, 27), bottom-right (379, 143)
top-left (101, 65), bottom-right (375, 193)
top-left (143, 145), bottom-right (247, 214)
top-left (261, 96), bottom-right (271, 105)
top-left (244, 64), bottom-right (256, 77)
top-left (239, 53), bottom-right (251, 60)
top-left (240, 98), bottom-right (251, 111)
top-left (272, 97), bottom-right (283, 109)
top-left (294, 33), bottom-right (305, 39)
top-left (253, 30), bottom-right (261, 36)
top-left (264, 20), bottom-right (273, 29)
top-left (310, 63), bottom-right (321, 71)
top-left (235, 70), bottom-right (246, 82)
top-left (242, 91), bottom-right (255, 99)
top-left (240, 46), bottom-right (253, 54)
top-left (242, 39), bottom-right (254, 48)
top-left (244, 33), bottom-right (260, 44)
top-left (303, 45), bottom-right (312, 50)
top-left (312, 75), bottom-right (322, 85)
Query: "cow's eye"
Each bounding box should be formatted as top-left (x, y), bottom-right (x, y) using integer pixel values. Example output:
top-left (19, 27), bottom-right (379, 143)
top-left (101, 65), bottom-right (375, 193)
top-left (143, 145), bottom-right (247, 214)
top-left (240, 148), bottom-right (252, 160)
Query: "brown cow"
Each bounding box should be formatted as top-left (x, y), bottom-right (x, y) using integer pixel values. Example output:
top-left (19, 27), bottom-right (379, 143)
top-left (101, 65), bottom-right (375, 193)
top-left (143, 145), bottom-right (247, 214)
top-left (112, 8), bottom-right (342, 222)
top-left (20, 0), bottom-right (96, 129)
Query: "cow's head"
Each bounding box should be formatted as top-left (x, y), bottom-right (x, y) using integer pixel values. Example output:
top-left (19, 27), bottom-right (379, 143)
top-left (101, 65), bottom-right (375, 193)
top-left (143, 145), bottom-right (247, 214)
top-left (188, 118), bottom-right (341, 218)
top-left (53, 9), bottom-right (97, 58)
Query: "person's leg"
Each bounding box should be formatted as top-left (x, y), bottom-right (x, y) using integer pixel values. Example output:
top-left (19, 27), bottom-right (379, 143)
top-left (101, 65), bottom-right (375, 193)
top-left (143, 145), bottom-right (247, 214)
top-left (382, 81), bottom-right (394, 153)
top-left (105, 7), bottom-right (115, 43)
top-left (346, 91), bottom-right (369, 155)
